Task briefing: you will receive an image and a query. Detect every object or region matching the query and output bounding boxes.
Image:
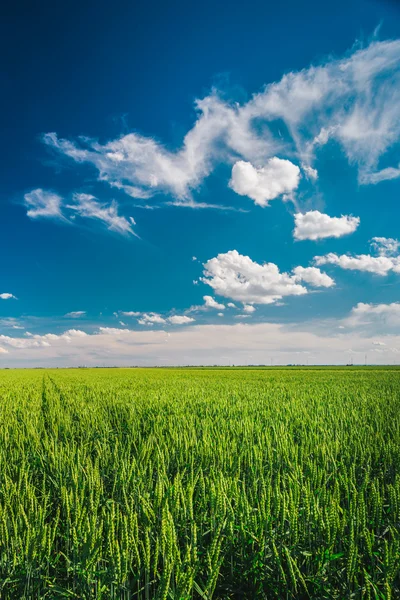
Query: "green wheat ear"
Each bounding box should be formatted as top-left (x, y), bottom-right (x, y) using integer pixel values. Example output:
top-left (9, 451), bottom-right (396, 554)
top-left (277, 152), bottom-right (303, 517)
top-left (0, 367), bottom-right (399, 598)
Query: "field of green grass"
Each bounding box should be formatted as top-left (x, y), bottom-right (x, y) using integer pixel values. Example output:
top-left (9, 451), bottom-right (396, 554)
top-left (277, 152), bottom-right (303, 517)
top-left (0, 367), bottom-right (399, 599)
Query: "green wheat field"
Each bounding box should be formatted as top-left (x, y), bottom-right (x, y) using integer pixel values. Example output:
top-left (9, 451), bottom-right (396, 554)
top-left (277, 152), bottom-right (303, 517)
top-left (0, 367), bottom-right (399, 599)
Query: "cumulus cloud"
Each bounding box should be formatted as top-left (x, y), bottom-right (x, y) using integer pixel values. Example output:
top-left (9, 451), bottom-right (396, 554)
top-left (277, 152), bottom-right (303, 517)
top-left (116, 311), bottom-right (195, 325)
top-left (0, 329), bottom-right (87, 350)
top-left (42, 39), bottom-right (400, 205)
top-left (243, 304), bottom-right (256, 313)
top-left (167, 315), bottom-right (195, 325)
top-left (202, 250), bottom-right (310, 304)
top-left (347, 302), bottom-right (400, 328)
top-left (98, 327), bottom-right (132, 335)
top-left (0, 293), bottom-right (16, 300)
top-left (137, 313), bottom-right (166, 325)
top-left (370, 236), bottom-right (400, 256)
top-left (314, 252), bottom-right (400, 275)
top-left (64, 311), bottom-right (86, 318)
top-left (187, 295), bottom-right (226, 313)
top-left (302, 165), bottom-right (318, 180)
top-left (294, 211), bottom-right (360, 241)
top-left (67, 194), bottom-right (136, 236)
top-left (292, 266), bottom-right (335, 287)
top-left (229, 158), bottom-right (300, 206)
top-left (203, 295), bottom-right (225, 310)
top-left (24, 189), bottom-right (64, 220)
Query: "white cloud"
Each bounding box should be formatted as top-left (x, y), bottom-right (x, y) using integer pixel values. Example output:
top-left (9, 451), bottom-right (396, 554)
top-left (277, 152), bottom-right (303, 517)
top-left (43, 39), bottom-right (400, 204)
top-left (370, 237), bottom-right (400, 256)
top-left (294, 211), bottom-right (360, 241)
top-left (24, 189), bottom-right (136, 236)
top-left (167, 315), bottom-right (195, 325)
top-left (229, 158), bottom-right (300, 206)
top-left (243, 304), bottom-right (256, 313)
top-left (98, 327), bottom-right (132, 335)
top-left (67, 194), bottom-right (136, 236)
top-left (1, 319), bottom-right (400, 367)
top-left (0, 318), bottom-right (24, 330)
top-left (24, 189), bottom-right (64, 220)
top-left (0, 293), bottom-right (16, 300)
top-left (137, 313), bottom-right (166, 325)
top-left (64, 311), bottom-right (86, 318)
top-left (346, 302), bottom-right (400, 328)
top-left (0, 329), bottom-right (87, 350)
top-left (227, 302), bottom-right (236, 308)
top-left (302, 164), bottom-right (318, 180)
top-left (364, 165), bottom-right (400, 184)
top-left (202, 250), bottom-right (308, 304)
top-left (187, 295), bottom-right (227, 313)
top-left (314, 252), bottom-right (399, 275)
top-left (292, 266), bottom-right (335, 288)
top-left (203, 295), bottom-right (225, 310)
top-left (117, 311), bottom-right (195, 326)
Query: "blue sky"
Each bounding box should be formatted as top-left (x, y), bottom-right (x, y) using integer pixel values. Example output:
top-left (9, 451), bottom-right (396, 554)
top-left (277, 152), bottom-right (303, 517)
top-left (2, 0), bottom-right (400, 366)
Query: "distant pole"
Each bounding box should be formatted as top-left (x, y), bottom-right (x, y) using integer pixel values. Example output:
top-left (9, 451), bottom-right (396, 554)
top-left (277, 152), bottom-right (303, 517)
top-left (365, 354), bottom-right (367, 366)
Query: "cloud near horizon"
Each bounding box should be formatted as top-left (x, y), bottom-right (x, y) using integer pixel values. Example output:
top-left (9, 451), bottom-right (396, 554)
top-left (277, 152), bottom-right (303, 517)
top-left (0, 315), bottom-right (399, 367)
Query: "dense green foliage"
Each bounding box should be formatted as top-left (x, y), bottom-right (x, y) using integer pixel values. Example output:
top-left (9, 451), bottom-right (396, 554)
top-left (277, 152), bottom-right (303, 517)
top-left (0, 367), bottom-right (399, 599)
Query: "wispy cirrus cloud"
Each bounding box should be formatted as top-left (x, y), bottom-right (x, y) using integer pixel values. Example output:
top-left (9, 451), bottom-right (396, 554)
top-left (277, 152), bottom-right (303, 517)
top-left (67, 194), bottom-right (137, 236)
top-left (24, 189), bottom-right (136, 236)
top-left (41, 39), bottom-right (400, 207)
top-left (24, 189), bottom-right (65, 220)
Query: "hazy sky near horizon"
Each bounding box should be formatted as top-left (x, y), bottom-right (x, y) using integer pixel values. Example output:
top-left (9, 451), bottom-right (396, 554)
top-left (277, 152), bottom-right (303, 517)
top-left (2, 0), bottom-right (400, 366)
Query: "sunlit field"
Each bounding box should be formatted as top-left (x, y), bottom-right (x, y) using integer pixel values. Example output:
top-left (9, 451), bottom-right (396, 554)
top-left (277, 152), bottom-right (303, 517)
top-left (0, 367), bottom-right (399, 599)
